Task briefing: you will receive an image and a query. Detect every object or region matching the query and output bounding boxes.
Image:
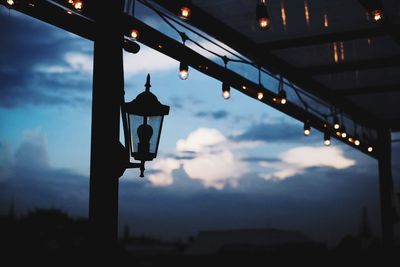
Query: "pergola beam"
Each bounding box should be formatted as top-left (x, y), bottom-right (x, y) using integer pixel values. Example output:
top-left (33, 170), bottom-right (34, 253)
top-left (302, 55), bottom-right (400, 75)
top-left (258, 27), bottom-right (388, 50)
top-left (336, 84), bottom-right (400, 95)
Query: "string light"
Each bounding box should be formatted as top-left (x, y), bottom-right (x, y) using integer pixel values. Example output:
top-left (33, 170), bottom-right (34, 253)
top-left (257, 92), bottom-right (264, 100)
top-left (256, 0), bottom-right (270, 30)
top-left (354, 135), bottom-right (360, 146)
top-left (341, 125), bottom-right (347, 138)
top-left (179, 0), bottom-right (191, 20)
top-left (324, 126), bottom-right (331, 146)
top-left (274, 77), bottom-right (287, 104)
top-left (333, 42), bottom-right (339, 63)
top-left (130, 29), bottom-right (139, 40)
top-left (304, 0), bottom-right (310, 26)
top-left (333, 116), bottom-right (340, 130)
top-left (371, 9), bottom-right (383, 22)
top-left (74, 0), bottom-right (83, 11)
top-left (281, 2), bottom-right (287, 30)
top-left (368, 146), bottom-right (373, 152)
top-left (324, 13), bottom-right (329, 28)
top-left (222, 81), bottom-right (231, 100)
top-left (179, 62), bottom-right (189, 80)
top-left (303, 120), bottom-right (311, 136)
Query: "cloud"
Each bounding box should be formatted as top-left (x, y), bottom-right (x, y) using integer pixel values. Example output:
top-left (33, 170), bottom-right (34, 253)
top-left (147, 158), bottom-right (180, 187)
top-left (0, 128), bottom-right (88, 215)
top-left (260, 146), bottom-right (356, 181)
top-left (235, 122), bottom-right (316, 143)
top-left (0, 12), bottom-right (93, 108)
top-left (195, 110), bottom-right (228, 120)
top-left (148, 128), bottom-right (252, 189)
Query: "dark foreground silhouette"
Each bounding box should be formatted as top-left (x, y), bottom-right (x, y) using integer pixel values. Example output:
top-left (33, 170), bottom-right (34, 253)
top-left (0, 208), bottom-right (398, 266)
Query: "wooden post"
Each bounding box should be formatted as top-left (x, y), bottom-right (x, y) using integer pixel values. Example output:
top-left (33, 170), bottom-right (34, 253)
top-left (89, 0), bottom-right (124, 251)
top-left (377, 128), bottom-right (395, 248)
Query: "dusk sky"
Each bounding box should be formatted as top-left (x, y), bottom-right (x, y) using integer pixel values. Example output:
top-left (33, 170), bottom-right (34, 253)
top-left (0, 5), bottom-right (399, 246)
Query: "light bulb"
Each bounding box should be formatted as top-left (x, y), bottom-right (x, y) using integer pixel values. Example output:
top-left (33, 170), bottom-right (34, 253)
top-left (6, 0), bottom-right (14, 6)
top-left (222, 82), bottom-right (231, 99)
top-left (304, 121), bottom-right (311, 136)
top-left (324, 131), bottom-right (331, 146)
top-left (333, 116), bottom-right (340, 130)
top-left (371, 10), bottom-right (383, 22)
top-left (179, 62), bottom-right (189, 80)
top-left (130, 29), bottom-right (139, 40)
top-left (257, 92), bottom-right (264, 100)
top-left (179, 6), bottom-right (191, 20)
top-left (74, 0), bottom-right (83, 11)
top-left (256, 1), bottom-right (270, 30)
top-left (354, 139), bottom-right (360, 146)
top-left (341, 132), bottom-right (347, 138)
top-left (368, 146), bottom-right (373, 152)
top-left (280, 98), bottom-right (287, 105)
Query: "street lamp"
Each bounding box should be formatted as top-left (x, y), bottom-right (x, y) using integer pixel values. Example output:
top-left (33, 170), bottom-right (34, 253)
top-left (122, 74), bottom-right (170, 177)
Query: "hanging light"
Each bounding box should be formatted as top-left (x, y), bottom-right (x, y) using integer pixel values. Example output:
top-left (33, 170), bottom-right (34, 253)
top-left (333, 116), bottom-right (340, 130)
top-left (222, 81), bottom-right (231, 100)
top-left (354, 135), bottom-right (360, 146)
top-left (371, 9), bottom-right (383, 22)
top-left (256, 0), bottom-right (270, 30)
top-left (303, 120), bottom-right (311, 136)
top-left (179, 0), bottom-right (192, 20)
top-left (179, 62), bottom-right (189, 80)
top-left (341, 125), bottom-right (347, 138)
top-left (74, 0), bottom-right (83, 11)
top-left (130, 29), bottom-right (139, 40)
top-left (278, 90), bottom-right (287, 104)
top-left (324, 129), bottom-right (331, 146)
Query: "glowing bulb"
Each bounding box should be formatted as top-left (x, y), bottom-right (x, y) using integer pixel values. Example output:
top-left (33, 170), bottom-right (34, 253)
top-left (304, 121), bottom-right (311, 136)
top-left (68, 0), bottom-right (74, 4)
top-left (368, 146), bottom-right (373, 152)
top-left (6, 0), bottom-right (14, 5)
top-left (280, 98), bottom-right (287, 105)
top-left (304, 0), bottom-right (310, 25)
top-left (74, 1), bottom-right (83, 11)
top-left (179, 6), bottom-right (191, 20)
top-left (324, 13), bottom-right (329, 28)
top-left (256, 1), bottom-right (270, 30)
top-left (258, 18), bottom-right (270, 29)
top-left (281, 2), bottom-right (287, 30)
top-left (130, 29), bottom-right (139, 40)
top-left (257, 92), bottom-right (264, 100)
top-left (222, 82), bottom-right (231, 100)
top-left (278, 90), bottom-right (287, 104)
top-left (333, 116), bottom-right (340, 130)
top-left (179, 62), bottom-right (189, 80)
top-left (355, 139), bottom-right (360, 146)
top-left (371, 10), bottom-right (382, 22)
top-left (348, 137), bottom-right (354, 143)
top-left (324, 139), bottom-right (331, 146)
top-left (341, 132), bottom-right (347, 138)
top-left (324, 131), bottom-right (331, 146)
top-left (333, 42), bottom-right (339, 63)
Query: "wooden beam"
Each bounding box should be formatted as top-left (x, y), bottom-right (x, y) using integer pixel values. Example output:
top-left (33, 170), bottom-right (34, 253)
top-left (336, 84), bottom-right (400, 95)
top-left (258, 27), bottom-right (388, 50)
top-left (302, 55), bottom-right (400, 75)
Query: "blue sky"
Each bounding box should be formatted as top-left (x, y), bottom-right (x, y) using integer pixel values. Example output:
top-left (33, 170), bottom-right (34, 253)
top-left (0, 6), bottom-right (399, 245)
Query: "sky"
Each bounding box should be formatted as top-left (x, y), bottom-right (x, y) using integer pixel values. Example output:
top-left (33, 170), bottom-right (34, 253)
top-left (0, 5), bottom-right (399, 246)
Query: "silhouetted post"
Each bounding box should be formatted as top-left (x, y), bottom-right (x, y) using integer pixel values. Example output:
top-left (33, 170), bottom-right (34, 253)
top-left (377, 128), bottom-right (394, 248)
top-left (89, 0), bottom-right (124, 251)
